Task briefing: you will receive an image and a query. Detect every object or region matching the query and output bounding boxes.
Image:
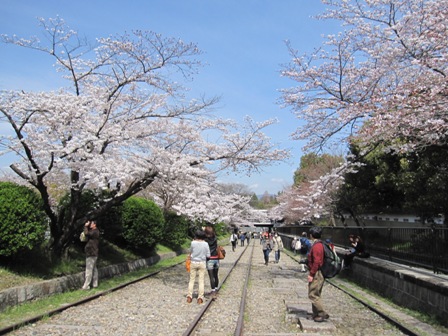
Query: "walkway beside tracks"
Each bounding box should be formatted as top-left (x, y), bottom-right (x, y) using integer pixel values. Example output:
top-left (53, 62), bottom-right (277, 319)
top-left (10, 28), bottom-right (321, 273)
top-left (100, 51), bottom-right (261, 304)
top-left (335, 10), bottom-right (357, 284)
top-left (279, 229), bottom-right (448, 327)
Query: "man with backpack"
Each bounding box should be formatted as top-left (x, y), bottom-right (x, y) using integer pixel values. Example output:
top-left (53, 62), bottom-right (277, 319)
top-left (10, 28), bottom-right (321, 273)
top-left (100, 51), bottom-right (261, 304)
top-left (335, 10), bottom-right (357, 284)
top-left (307, 226), bottom-right (330, 323)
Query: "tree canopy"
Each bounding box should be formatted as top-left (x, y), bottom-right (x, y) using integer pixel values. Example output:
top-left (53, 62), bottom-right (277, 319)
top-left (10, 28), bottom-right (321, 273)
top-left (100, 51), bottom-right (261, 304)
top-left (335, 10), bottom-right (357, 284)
top-left (276, 0), bottom-right (448, 222)
top-left (281, 0), bottom-right (447, 154)
top-left (0, 18), bottom-right (288, 256)
top-left (337, 142), bottom-right (448, 223)
top-left (270, 153), bottom-right (343, 223)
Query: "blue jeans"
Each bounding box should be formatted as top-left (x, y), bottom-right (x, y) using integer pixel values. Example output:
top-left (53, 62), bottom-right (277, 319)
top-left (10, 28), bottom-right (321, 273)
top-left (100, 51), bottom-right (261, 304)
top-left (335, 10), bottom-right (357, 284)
top-left (207, 259), bottom-right (220, 290)
top-left (263, 249), bottom-right (271, 264)
top-left (275, 250), bottom-right (281, 263)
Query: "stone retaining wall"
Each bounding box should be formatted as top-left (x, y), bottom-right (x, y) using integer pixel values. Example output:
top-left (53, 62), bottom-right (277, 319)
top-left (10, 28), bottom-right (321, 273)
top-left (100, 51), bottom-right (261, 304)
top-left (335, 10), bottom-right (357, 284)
top-left (342, 250), bottom-right (448, 327)
top-left (0, 250), bottom-right (187, 312)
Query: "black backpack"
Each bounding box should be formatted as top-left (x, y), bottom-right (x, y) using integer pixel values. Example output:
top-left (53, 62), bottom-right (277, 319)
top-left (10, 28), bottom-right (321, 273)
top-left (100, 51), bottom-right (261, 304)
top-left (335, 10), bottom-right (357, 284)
top-left (317, 241), bottom-right (342, 279)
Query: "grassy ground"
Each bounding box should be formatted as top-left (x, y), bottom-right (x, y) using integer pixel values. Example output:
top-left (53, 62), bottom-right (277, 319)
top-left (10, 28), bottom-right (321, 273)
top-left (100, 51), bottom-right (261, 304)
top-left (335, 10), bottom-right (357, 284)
top-left (0, 240), bottom-right (190, 291)
top-left (0, 254), bottom-right (187, 330)
top-left (0, 237), bottom-right (228, 330)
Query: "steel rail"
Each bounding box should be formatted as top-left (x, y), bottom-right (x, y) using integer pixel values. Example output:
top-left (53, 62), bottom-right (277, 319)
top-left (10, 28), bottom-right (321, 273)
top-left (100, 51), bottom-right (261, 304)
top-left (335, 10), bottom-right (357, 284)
top-left (234, 241), bottom-right (255, 336)
top-left (285, 251), bottom-right (420, 336)
top-left (1, 242), bottom-right (251, 336)
top-left (182, 242), bottom-right (253, 336)
top-left (326, 279), bottom-right (419, 336)
top-left (0, 262), bottom-right (183, 335)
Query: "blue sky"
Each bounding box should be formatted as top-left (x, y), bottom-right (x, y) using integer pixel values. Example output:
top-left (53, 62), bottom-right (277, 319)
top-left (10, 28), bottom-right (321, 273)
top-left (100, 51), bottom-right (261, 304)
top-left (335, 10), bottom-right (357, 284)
top-left (0, 0), bottom-right (341, 195)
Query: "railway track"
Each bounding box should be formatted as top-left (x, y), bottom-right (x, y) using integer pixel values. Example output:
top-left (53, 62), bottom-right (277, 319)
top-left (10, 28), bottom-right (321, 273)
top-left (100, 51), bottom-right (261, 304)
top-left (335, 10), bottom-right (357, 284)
top-left (3, 240), bottom-right (446, 335)
top-left (182, 241), bottom-right (254, 336)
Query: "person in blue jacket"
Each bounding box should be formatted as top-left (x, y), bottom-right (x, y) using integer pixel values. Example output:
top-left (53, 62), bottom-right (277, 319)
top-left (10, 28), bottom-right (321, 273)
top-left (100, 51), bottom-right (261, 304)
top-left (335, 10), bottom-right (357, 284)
top-left (299, 232), bottom-right (312, 272)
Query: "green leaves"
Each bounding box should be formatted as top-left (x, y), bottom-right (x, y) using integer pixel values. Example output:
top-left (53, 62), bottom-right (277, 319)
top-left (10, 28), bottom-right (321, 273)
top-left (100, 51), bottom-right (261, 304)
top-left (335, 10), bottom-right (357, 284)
top-left (121, 197), bottom-right (165, 250)
top-left (0, 182), bottom-right (47, 257)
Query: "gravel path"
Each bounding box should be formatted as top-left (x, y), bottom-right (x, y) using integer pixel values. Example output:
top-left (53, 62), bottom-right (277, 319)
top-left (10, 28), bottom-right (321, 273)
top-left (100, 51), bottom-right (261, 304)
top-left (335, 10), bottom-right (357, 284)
top-left (10, 240), bottom-right (408, 336)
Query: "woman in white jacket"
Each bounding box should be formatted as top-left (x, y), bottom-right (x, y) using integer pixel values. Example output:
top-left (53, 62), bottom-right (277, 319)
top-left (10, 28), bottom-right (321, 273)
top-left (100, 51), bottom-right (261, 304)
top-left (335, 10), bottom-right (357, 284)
top-left (272, 233), bottom-right (284, 263)
top-left (294, 238), bottom-right (307, 272)
top-left (294, 238), bottom-right (301, 255)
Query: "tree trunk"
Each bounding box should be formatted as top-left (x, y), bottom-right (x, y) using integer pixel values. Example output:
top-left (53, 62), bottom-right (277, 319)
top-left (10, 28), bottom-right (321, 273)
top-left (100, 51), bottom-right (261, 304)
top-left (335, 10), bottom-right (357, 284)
top-left (50, 172), bottom-right (159, 258)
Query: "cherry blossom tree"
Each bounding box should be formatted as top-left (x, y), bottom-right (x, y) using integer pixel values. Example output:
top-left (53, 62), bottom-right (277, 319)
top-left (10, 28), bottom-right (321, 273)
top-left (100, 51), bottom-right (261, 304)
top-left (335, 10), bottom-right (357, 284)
top-left (0, 18), bottom-right (288, 256)
top-left (144, 164), bottom-right (250, 223)
top-left (278, 0), bottom-right (447, 221)
top-left (281, 0), bottom-right (448, 153)
top-left (270, 153), bottom-right (346, 224)
top-left (269, 185), bottom-right (306, 224)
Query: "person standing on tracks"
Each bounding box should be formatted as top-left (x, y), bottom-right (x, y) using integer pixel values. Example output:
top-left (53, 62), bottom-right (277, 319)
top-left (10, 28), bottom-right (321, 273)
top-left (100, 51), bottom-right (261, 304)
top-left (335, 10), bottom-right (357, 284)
top-left (240, 232), bottom-right (246, 246)
top-left (81, 220), bottom-right (100, 290)
top-left (187, 230), bottom-right (210, 304)
top-left (272, 232), bottom-right (284, 263)
top-left (262, 234), bottom-right (273, 265)
top-left (230, 231), bottom-right (238, 251)
top-left (204, 225), bottom-right (219, 298)
top-left (307, 226), bottom-right (330, 322)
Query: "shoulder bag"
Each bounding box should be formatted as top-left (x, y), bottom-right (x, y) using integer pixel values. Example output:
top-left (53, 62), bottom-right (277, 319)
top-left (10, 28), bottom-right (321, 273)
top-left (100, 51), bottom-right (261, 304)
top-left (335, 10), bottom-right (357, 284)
top-left (186, 254), bottom-right (191, 272)
top-left (217, 245), bottom-right (226, 259)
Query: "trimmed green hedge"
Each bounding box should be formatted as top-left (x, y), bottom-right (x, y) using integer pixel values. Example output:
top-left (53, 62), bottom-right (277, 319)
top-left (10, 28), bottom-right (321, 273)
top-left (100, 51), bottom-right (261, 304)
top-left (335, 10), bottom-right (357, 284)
top-left (121, 197), bottom-right (165, 250)
top-left (163, 211), bottom-right (189, 249)
top-left (0, 182), bottom-right (47, 257)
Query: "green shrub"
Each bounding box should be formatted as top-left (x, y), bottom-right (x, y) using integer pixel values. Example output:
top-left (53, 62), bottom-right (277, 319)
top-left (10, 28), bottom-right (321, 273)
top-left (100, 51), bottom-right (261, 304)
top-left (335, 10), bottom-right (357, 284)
top-left (0, 182), bottom-right (47, 257)
top-left (213, 222), bottom-right (228, 237)
top-left (162, 211), bottom-right (189, 248)
top-left (121, 197), bottom-right (165, 250)
top-left (58, 189), bottom-right (99, 224)
top-left (99, 204), bottom-right (125, 246)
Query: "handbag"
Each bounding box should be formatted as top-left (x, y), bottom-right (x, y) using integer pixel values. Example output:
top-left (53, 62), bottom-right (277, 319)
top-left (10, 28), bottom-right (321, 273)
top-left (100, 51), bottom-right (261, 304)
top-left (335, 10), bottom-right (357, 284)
top-left (186, 254), bottom-right (191, 272)
top-left (217, 245), bottom-right (226, 259)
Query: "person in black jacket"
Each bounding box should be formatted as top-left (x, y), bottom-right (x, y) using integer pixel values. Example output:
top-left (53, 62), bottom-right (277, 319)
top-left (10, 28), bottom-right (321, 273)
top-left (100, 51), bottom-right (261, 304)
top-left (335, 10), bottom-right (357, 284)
top-left (81, 220), bottom-right (100, 290)
top-left (343, 235), bottom-right (369, 269)
top-left (204, 225), bottom-right (220, 298)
